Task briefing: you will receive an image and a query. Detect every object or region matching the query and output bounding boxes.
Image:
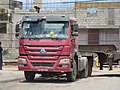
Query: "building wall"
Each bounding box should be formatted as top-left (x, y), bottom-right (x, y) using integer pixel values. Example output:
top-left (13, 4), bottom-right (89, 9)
top-left (78, 29), bottom-right (120, 49)
top-left (13, 8), bottom-right (120, 28)
top-left (0, 6), bottom-right (12, 49)
top-left (76, 8), bottom-right (120, 28)
top-left (8, 8), bottom-right (120, 49)
top-left (99, 29), bottom-right (119, 48)
top-left (0, 0), bottom-right (22, 48)
top-left (0, 0), bottom-right (23, 9)
top-left (0, 0), bottom-right (13, 9)
top-left (78, 30), bottom-right (88, 45)
top-left (115, 9), bottom-right (120, 25)
top-left (0, 24), bottom-right (13, 49)
top-left (11, 1), bottom-right (23, 9)
top-left (76, 8), bottom-right (120, 49)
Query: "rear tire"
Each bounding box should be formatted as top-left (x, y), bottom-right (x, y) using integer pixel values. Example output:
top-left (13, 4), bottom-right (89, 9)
top-left (79, 60), bottom-right (88, 78)
top-left (67, 60), bottom-right (77, 82)
top-left (88, 58), bottom-right (93, 76)
top-left (24, 71), bottom-right (35, 81)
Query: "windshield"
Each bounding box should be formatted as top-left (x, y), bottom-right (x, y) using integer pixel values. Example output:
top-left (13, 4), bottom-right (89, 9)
top-left (21, 21), bottom-right (69, 39)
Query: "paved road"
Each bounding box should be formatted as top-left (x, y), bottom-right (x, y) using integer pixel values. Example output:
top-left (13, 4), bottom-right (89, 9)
top-left (0, 65), bottom-right (120, 90)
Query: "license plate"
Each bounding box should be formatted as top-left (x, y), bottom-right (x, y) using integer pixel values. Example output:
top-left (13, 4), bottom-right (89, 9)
top-left (37, 69), bottom-right (48, 71)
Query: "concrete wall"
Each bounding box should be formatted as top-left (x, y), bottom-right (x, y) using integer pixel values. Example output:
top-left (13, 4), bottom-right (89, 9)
top-left (12, 8), bottom-right (120, 48)
top-left (78, 29), bottom-right (120, 49)
top-left (13, 8), bottom-right (120, 28)
top-left (76, 8), bottom-right (120, 28)
top-left (0, 22), bottom-right (12, 48)
top-left (0, 0), bottom-right (22, 9)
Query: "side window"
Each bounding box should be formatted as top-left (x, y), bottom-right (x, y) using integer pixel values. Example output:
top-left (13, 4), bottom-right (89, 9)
top-left (0, 23), bottom-right (7, 33)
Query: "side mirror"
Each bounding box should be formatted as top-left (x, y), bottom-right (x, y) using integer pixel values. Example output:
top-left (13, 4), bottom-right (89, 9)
top-left (15, 24), bottom-right (20, 38)
top-left (73, 24), bottom-right (78, 32)
top-left (72, 32), bottom-right (78, 36)
top-left (71, 25), bottom-right (73, 31)
top-left (15, 24), bottom-right (19, 32)
top-left (15, 33), bottom-right (19, 39)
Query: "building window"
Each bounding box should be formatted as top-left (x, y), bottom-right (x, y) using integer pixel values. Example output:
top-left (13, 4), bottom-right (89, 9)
top-left (0, 23), bottom-right (7, 33)
top-left (0, 14), bottom-right (8, 21)
top-left (87, 8), bottom-right (98, 17)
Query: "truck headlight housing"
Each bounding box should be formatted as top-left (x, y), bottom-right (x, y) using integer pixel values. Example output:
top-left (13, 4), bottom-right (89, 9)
top-left (60, 59), bottom-right (71, 64)
top-left (18, 58), bottom-right (26, 63)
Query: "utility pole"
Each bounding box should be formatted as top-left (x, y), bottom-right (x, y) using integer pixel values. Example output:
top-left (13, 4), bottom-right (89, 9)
top-left (74, 0), bottom-right (77, 18)
top-left (118, 26), bottom-right (120, 50)
top-left (9, 0), bottom-right (10, 9)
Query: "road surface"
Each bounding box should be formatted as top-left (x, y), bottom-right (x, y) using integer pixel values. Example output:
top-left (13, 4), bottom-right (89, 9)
top-left (0, 65), bottom-right (120, 90)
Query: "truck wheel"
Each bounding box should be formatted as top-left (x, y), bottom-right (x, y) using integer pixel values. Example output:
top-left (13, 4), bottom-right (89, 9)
top-left (67, 60), bottom-right (77, 82)
top-left (24, 71), bottom-right (35, 81)
top-left (88, 64), bottom-right (92, 77)
top-left (109, 58), bottom-right (113, 70)
top-left (79, 60), bottom-right (88, 78)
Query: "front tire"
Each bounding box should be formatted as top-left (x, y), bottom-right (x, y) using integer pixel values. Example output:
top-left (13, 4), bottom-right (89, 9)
top-left (67, 60), bottom-right (77, 82)
top-left (24, 71), bottom-right (35, 81)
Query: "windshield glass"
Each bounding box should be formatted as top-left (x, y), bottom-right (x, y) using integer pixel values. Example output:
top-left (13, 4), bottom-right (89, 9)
top-left (21, 21), bottom-right (69, 39)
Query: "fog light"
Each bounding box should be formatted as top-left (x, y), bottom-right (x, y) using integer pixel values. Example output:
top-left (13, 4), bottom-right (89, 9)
top-left (60, 59), bottom-right (70, 64)
top-left (18, 58), bottom-right (26, 62)
top-left (59, 64), bottom-right (68, 68)
top-left (19, 64), bottom-right (27, 67)
top-left (61, 65), bottom-right (68, 68)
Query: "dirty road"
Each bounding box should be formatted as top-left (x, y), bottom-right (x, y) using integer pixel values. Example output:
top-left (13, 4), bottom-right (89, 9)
top-left (0, 65), bottom-right (120, 90)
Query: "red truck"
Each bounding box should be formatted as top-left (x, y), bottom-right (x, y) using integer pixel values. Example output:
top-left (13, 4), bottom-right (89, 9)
top-left (15, 15), bottom-right (93, 82)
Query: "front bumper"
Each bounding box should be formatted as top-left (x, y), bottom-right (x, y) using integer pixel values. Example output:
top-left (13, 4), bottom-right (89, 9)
top-left (18, 56), bottom-right (71, 73)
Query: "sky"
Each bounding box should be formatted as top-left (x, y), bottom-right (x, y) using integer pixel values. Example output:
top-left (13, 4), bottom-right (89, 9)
top-left (16, 0), bottom-right (120, 2)
top-left (15, 0), bottom-right (120, 9)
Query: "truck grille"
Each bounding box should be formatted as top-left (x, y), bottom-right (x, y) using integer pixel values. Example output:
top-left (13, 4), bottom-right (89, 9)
top-left (23, 45), bottom-right (63, 60)
top-left (31, 62), bottom-right (55, 68)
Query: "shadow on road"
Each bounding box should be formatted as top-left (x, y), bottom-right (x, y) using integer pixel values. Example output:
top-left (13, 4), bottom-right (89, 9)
top-left (91, 74), bottom-right (120, 78)
top-left (20, 77), bottom-right (78, 84)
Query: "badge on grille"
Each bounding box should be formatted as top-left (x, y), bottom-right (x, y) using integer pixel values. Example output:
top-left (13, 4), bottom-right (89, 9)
top-left (40, 48), bottom-right (46, 54)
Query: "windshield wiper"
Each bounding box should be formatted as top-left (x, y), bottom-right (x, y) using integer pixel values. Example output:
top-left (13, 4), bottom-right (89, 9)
top-left (21, 35), bottom-right (44, 40)
top-left (52, 37), bottom-right (63, 40)
top-left (46, 36), bottom-right (66, 40)
top-left (22, 35), bottom-right (66, 40)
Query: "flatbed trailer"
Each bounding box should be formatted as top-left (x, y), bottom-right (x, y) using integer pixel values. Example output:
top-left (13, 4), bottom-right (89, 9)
top-left (78, 44), bottom-right (120, 70)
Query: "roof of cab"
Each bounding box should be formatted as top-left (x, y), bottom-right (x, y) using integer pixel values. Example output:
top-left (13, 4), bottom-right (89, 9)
top-left (22, 15), bottom-right (70, 22)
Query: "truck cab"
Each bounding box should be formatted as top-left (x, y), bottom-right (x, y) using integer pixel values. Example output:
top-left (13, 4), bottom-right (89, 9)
top-left (16, 15), bottom-right (92, 82)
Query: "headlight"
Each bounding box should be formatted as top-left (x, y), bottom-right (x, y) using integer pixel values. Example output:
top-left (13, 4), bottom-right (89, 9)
top-left (18, 58), bottom-right (26, 62)
top-left (60, 59), bottom-right (70, 64)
